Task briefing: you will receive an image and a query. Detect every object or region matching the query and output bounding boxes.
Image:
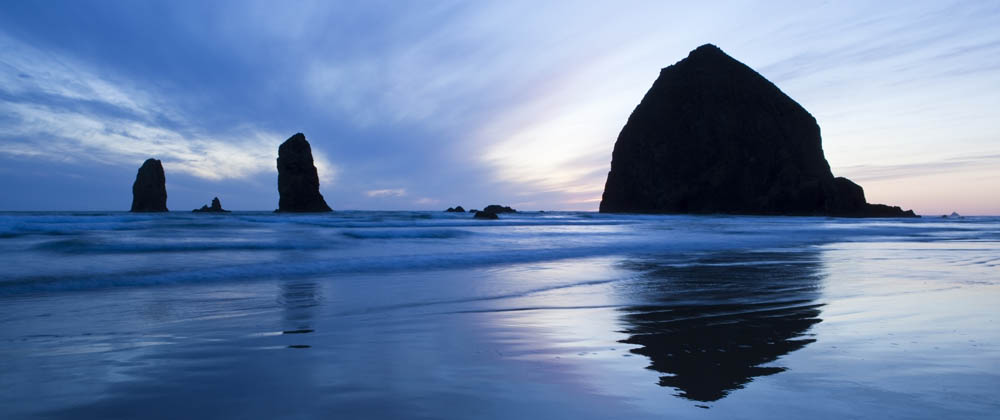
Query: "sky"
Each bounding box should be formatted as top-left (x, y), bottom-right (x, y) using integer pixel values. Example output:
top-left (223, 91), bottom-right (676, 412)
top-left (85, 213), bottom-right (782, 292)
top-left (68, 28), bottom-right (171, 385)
top-left (0, 1), bottom-right (998, 214)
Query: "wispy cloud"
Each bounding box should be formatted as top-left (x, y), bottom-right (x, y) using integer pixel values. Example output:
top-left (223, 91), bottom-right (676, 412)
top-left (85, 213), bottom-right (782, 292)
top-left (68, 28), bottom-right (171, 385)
top-left (365, 188), bottom-right (406, 198)
top-left (0, 33), bottom-right (336, 183)
top-left (837, 153), bottom-right (1000, 182)
top-left (0, 34), bottom-right (156, 118)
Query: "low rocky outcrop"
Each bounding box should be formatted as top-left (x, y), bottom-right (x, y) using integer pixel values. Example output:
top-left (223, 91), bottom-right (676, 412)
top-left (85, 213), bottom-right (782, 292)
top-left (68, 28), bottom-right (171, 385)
top-left (599, 44), bottom-right (916, 218)
top-left (276, 133), bottom-right (332, 212)
top-left (473, 210), bottom-right (499, 220)
top-left (193, 197), bottom-right (230, 213)
top-left (482, 205), bottom-right (516, 214)
top-left (445, 206), bottom-right (466, 213)
top-left (130, 158), bottom-right (168, 212)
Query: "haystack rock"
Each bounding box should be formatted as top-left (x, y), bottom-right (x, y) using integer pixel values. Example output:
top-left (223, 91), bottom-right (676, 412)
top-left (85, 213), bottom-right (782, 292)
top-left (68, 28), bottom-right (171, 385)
top-left (599, 44), bottom-right (916, 218)
top-left (276, 133), bottom-right (332, 212)
top-left (130, 158), bottom-right (168, 212)
top-left (193, 197), bottom-right (230, 213)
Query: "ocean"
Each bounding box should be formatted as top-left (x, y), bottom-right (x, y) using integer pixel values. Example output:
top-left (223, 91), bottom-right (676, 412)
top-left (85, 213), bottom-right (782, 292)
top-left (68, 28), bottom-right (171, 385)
top-left (1, 211), bottom-right (997, 418)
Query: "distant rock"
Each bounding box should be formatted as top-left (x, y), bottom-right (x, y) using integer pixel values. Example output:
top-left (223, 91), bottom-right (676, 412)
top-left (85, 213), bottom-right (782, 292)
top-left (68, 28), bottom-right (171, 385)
top-left (445, 206), bottom-right (466, 213)
top-left (130, 158), bottom-right (167, 212)
top-left (472, 204), bottom-right (516, 219)
top-left (193, 197), bottom-right (230, 213)
top-left (599, 44), bottom-right (916, 218)
top-left (482, 204), bottom-right (516, 214)
top-left (276, 133), bottom-right (332, 212)
top-left (473, 210), bottom-right (499, 220)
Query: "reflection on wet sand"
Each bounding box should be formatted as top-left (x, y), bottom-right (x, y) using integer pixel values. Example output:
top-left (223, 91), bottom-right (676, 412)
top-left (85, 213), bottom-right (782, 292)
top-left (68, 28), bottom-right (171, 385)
top-left (619, 251), bottom-right (825, 402)
top-left (279, 280), bottom-right (321, 348)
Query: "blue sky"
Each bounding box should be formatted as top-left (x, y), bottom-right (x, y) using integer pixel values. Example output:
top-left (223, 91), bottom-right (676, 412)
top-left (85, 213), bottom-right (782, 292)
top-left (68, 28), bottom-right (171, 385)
top-left (0, 1), bottom-right (998, 214)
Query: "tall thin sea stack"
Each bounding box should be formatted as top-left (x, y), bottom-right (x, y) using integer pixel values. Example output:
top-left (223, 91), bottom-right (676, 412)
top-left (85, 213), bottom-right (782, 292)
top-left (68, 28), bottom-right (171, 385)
top-left (130, 158), bottom-right (168, 212)
top-left (276, 133), bottom-right (332, 212)
top-left (599, 44), bottom-right (915, 217)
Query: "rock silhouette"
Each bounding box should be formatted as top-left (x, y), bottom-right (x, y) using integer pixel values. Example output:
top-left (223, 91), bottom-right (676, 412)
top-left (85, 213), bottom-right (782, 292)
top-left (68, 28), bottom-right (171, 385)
top-left (193, 197), bottom-right (230, 213)
top-left (130, 158), bottom-right (167, 212)
top-left (445, 206), bottom-right (466, 213)
top-left (471, 204), bottom-right (516, 219)
top-left (276, 133), bottom-right (332, 212)
top-left (482, 205), bottom-right (516, 214)
top-left (473, 210), bottom-right (499, 220)
top-left (600, 44), bottom-right (916, 218)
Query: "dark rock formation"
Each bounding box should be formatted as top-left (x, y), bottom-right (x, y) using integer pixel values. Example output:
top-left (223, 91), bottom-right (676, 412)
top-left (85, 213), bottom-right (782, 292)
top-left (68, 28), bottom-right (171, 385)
top-left (473, 210), bottom-right (499, 220)
top-left (482, 204), bottom-right (516, 214)
top-left (600, 44), bottom-right (916, 218)
top-left (130, 158), bottom-right (167, 212)
top-left (193, 197), bottom-right (230, 213)
top-left (276, 133), bottom-right (332, 212)
top-left (445, 206), bottom-right (466, 213)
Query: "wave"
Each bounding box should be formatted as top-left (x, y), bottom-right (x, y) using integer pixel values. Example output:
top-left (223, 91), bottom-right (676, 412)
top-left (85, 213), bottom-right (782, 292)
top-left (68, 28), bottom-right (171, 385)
top-left (1, 212), bottom-right (998, 295)
top-left (0, 212), bottom-right (630, 238)
top-left (0, 239), bottom-right (712, 294)
top-left (32, 238), bottom-right (339, 254)
top-left (340, 228), bottom-right (472, 239)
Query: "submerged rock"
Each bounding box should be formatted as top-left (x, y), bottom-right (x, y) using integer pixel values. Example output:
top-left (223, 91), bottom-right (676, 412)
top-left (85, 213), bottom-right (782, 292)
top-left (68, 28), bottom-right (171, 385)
top-left (482, 204), bottom-right (516, 214)
top-left (193, 197), bottom-right (230, 213)
top-left (445, 206), bottom-right (466, 213)
top-left (473, 210), bottom-right (500, 220)
top-left (276, 133), bottom-right (332, 212)
top-left (599, 44), bottom-right (916, 218)
top-left (130, 158), bottom-right (168, 212)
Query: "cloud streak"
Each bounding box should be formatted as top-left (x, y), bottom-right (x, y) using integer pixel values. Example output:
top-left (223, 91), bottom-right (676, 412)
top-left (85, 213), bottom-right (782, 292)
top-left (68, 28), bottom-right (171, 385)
top-left (838, 153), bottom-right (1000, 183)
top-left (0, 33), bottom-right (336, 184)
top-left (365, 189), bottom-right (407, 198)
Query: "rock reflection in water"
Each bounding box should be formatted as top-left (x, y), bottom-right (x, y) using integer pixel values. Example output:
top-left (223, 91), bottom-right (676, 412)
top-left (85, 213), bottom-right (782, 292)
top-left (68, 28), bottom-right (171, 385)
top-left (619, 251), bottom-right (825, 402)
top-left (279, 280), bottom-right (321, 321)
top-left (278, 280), bottom-right (321, 347)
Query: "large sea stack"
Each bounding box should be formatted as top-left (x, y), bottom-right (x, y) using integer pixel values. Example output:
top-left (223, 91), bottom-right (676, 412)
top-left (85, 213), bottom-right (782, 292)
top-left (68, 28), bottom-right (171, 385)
top-left (276, 133), bottom-right (332, 212)
top-left (130, 158), bottom-right (168, 212)
top-left (600, 44), bottom-right (915, 217)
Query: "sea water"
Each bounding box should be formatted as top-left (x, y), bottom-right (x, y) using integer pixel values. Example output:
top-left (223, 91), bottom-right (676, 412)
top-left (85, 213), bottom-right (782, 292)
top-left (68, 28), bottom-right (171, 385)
top-left (0, 211), bottom-right (997, 418)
